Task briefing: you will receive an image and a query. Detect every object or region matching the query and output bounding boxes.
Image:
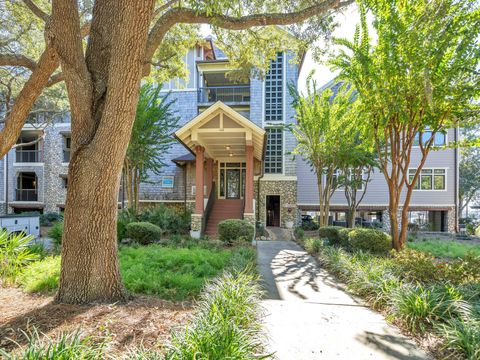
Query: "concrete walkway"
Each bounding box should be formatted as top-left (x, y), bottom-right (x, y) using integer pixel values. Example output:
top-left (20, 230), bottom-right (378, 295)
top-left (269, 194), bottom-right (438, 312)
top-left (257, 240), bottom-right (430, 360)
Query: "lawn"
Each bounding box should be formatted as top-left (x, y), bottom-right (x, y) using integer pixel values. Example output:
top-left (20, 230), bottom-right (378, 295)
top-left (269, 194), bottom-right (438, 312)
top-left (408, 239), bottom-right (480, 258)
top-left (18, 245), bottom-right (254, 301)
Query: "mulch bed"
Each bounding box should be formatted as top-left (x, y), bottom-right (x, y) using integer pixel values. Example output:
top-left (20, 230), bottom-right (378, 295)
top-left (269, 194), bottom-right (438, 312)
top-left (0, 286), bottom-right (192, 356)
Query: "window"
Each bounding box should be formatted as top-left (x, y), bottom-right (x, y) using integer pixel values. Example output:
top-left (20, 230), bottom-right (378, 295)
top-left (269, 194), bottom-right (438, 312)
top-left (265, 128), bottom-right (283, 174)
top-left (161, 176), bottom-right (174, 188)
top-left (63, 136), bottom-right (71, 162)
top-left (409, 168), bottom-right (446, 190)
top-left (265, 52), bottom-right (283, 122)
top-left (413, 129), bottom-right (446, 146)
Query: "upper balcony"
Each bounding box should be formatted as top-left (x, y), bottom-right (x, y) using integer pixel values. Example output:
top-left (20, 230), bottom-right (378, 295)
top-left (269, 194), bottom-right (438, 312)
top-left (15, 149), bottom-right (43, 163)
top-left (15, 132), bottom-right (43, 164)
top-left (197, 69), bottom-right (250, 106)
top-left (197, 86), bottom-right (250, 105)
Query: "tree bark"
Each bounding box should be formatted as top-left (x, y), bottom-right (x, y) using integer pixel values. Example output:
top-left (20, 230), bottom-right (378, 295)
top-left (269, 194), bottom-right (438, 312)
top-left (55, 0), bottom-right (155, 304)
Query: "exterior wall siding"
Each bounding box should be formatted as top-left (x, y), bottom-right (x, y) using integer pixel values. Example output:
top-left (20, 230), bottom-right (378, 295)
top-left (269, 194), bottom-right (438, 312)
top-left (297, 128), bottom-right (457, 208)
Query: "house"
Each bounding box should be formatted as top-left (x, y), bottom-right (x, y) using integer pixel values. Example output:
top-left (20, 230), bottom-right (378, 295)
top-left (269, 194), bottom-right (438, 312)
top-left (0, 39), bottom-right (459, 235)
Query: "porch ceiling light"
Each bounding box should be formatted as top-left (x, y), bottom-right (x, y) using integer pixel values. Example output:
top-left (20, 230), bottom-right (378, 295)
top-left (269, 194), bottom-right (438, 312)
top-left (229, 152), bottom-right (233, 157)
top-left (225, 145), bottom-right (231, 150)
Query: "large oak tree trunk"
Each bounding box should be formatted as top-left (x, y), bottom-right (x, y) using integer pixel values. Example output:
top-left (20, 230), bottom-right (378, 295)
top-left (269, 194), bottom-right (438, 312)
top-left (54, 0), bottom-right (155, 303)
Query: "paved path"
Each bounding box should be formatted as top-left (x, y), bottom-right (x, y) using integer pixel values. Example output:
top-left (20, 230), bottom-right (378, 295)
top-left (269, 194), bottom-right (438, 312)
top-left (256, 240), bottom-right (430, 360)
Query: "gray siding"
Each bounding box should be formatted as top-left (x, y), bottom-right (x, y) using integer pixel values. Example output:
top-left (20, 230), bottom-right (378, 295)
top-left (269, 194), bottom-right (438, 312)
top-left (297, 128), bottom-right (457, 208)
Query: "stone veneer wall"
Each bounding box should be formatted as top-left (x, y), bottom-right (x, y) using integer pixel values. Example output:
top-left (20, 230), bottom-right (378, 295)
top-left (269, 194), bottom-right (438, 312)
top-left (383, 207), bottom-right (458, 233)
top-left (255, 179), bottom-right (297, 228)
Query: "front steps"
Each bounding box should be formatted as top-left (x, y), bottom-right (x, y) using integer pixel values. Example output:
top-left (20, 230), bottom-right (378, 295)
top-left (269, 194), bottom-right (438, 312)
top-left (204, 199), bottom-right (243, 237)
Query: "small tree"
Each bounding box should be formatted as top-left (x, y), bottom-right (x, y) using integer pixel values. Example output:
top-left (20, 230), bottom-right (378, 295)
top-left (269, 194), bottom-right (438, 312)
top-left (123, 84), bottom-right (179, 212)
top-left (290, 77), bottom-right (355, 227)
top-left (336, 106), bottom-right (376, 228)
top-left (331, 0), bottom-right (480, 249)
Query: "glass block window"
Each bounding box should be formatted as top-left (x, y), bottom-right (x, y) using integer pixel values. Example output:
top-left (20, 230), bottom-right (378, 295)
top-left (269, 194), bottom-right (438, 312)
top-left (265, 52), bottom-right (284, 122)
top-left (265, 128), bottom-right (283, 174)
top-left (409, 168), bottom-right (446, 190)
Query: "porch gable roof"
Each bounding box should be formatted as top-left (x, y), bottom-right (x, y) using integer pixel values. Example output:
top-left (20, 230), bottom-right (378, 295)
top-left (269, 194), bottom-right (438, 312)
top-left (174, 101), bottom-right (266, 160)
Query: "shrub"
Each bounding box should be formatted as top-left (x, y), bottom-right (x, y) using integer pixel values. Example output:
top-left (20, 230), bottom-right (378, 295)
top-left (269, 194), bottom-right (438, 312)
top-left (304, 238), bottom-right (323, 255)
top-left (0, 230), bottom-right (38, 284)
top-left (125, 222), bottom-right (162, 245)
top-left (139, 205), bottom-right (191, 235)
top-left (338, 228), bottom-right (354, 248)
top-left (117, 208), bottom-right (138, 241)
top-left (437, 318), bottom-right (480, 359)
top-left (318, 226), bottom-right (344, 246)
top-left (48, 221), bottom-right (64, 252)
top-left (40, 212), bottom-right (63, 227)
top-left (348, 228), bottom-right (391, 254)
top-left (165, 271), bottom-right (271, 359)
top-left (217, 219), bottom-right (254, 245)
top-left (392, 248), bottom-right (440, 283)
top-left (28, 242), bottom-right (48, 259)
top-left (392, 284), bottom-right (472, 333)
top-left (294, 227), bottom-right (305, 241)
top-left (443, 253), bottom-right (480, 284)
top-left (302, 221), bottom-right (319, 231)
top-left (18, 256), bottom-right (61, 293)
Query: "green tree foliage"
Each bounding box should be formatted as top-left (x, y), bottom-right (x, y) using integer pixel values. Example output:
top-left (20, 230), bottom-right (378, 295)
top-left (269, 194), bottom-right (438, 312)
top-left (123, 84), bottom-right (179, 211)
top-left (290, 77), bottom-right (375, 227)
top-left (331, 0), bottom-right (480, 249)
top-left (459, 125), bottom-right (480, 216)
top-left (290, 76), bottom-right (356, 226)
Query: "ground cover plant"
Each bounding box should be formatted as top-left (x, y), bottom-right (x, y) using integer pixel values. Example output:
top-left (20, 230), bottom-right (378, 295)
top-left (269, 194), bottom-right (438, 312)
top-left (408, 239), bottom-right (480, 258)
top-left (304, 239), bottom-right (480, 358)
top-left (17, 245), bottom-right (254, 301)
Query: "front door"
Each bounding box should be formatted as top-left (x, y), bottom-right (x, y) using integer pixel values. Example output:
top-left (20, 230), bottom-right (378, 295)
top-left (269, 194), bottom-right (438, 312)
top-left (226, 169), bottom-right (241, 199)
top-left (266, 195), bottom-right (280, 227)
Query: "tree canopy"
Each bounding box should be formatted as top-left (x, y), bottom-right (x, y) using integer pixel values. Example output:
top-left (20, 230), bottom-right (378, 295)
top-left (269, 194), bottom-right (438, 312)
top-left (331, 0), bottom-right (480, 249)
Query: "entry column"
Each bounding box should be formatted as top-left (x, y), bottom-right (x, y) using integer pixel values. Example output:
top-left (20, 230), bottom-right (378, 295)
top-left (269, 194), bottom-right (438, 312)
top-left (195, 145), bottom-right (205, 215)
top-left (245, 145), bottom-right (254, 216)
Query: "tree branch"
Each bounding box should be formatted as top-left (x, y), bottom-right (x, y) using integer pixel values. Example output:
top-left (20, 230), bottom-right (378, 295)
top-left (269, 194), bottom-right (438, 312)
top-left (0, 53), bottom-right (37, 70)
top-left (22, 0), bottom-right (49, 22)
top-left (0, 46), bottom-right (59, 159)
top-left (145, 0), bottom-right (352, 70)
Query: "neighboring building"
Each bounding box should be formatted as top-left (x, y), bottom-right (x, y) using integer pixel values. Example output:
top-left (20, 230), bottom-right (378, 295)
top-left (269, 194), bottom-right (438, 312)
top-left (0, 39), bottom-right (459, 235)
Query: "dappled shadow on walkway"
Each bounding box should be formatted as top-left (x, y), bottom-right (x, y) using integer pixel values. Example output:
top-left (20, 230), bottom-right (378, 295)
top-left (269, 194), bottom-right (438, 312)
top-left (356, 331), bottom-right (429, 360)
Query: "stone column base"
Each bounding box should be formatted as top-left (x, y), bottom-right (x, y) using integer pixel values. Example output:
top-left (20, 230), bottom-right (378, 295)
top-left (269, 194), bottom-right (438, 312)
top-left (243, 213), bottom-right (255, 225)
top-left (190, 213), bottom-right (203, 239)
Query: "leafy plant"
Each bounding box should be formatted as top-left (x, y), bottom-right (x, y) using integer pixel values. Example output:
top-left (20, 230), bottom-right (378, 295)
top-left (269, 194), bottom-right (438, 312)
top-left (217, 219), bottom-right (255, 245)
top-left (318, 226), bottom-right (344, 246)
top-left (19, 256), bottom-right (61, 293)
top-left (294, 227), bottom-right (305, 240)
top-left (0, 328), bottom-right (104, 359)
top-left (165, 271), bottom-right (271, 359)
top-left (0, 230), bottom-right (38, 284)
top-left (304, 238), bottom-right (324, 255)
top-left (348, 228), bottom-right (391, 254)
top-left (392, 248), bottom-right (440, 283)
top-left (125, 222), bottom-right (162, 245)
top-left (40, 212), bottom-right (63, 227)
top-left (437, 318), bottom-right (480, 359)
top-left (48, 221), bottom-right (64, 252)
top-left (139, 205), bottom-right (191, 235)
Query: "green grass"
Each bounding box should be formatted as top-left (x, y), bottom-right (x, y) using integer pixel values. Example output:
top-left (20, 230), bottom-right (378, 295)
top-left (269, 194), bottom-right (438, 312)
top-left (120, 245), bottom-right (233, 300)
top-left (409, 239), bottom-right (480, 258)
top-left (18, 245), bottom-right (253, 301)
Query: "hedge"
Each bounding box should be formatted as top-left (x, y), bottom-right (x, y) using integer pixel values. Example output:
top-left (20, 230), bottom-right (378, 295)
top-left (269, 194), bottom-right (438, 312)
top-left (125, 222), bottom-right (162, 245)
top-left (217, 219), bottom-right (254, 245)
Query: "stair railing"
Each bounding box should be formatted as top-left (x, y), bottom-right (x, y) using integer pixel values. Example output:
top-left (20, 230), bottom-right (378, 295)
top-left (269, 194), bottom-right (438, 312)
top-left (201, 181), bottom-right (216, 237)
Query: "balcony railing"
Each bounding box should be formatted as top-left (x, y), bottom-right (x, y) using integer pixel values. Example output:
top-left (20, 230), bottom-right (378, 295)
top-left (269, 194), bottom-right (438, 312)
top-left (198, 86), bottom-right (250, 104)
top-left (15, 189), bottom-right (38, 202)
top-left (15, 150), bottom-right (42, 163)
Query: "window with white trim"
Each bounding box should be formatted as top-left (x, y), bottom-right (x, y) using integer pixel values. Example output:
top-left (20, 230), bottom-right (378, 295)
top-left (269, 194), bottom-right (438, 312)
top-left (265, 52), bottom-right (283, 122)
top-left (409, 168), bottom-right (446, 190)
top-left (264, 128), bottom-right (283, 174)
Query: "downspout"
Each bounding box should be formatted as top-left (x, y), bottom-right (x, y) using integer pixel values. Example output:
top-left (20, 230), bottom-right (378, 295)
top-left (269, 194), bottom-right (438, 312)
top-left (5, 152), bottom-right (8, 213)
top-left (184, 163), bottom-right (187, 214)
top-left (256, 133), bottom-right (268, 225)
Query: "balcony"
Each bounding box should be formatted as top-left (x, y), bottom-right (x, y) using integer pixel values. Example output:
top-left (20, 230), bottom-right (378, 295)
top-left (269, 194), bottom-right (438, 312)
top-left (15, 189), bottom-right (38, 202)
top-left (15, 150), bottom-right (42, 163)
top-left (198, 86), bottom-right (250, 104)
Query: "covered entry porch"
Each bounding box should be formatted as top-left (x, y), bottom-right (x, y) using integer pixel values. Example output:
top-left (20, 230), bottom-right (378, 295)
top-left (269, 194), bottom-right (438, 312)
top-left (175, 102), bottom-right (265, 237)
